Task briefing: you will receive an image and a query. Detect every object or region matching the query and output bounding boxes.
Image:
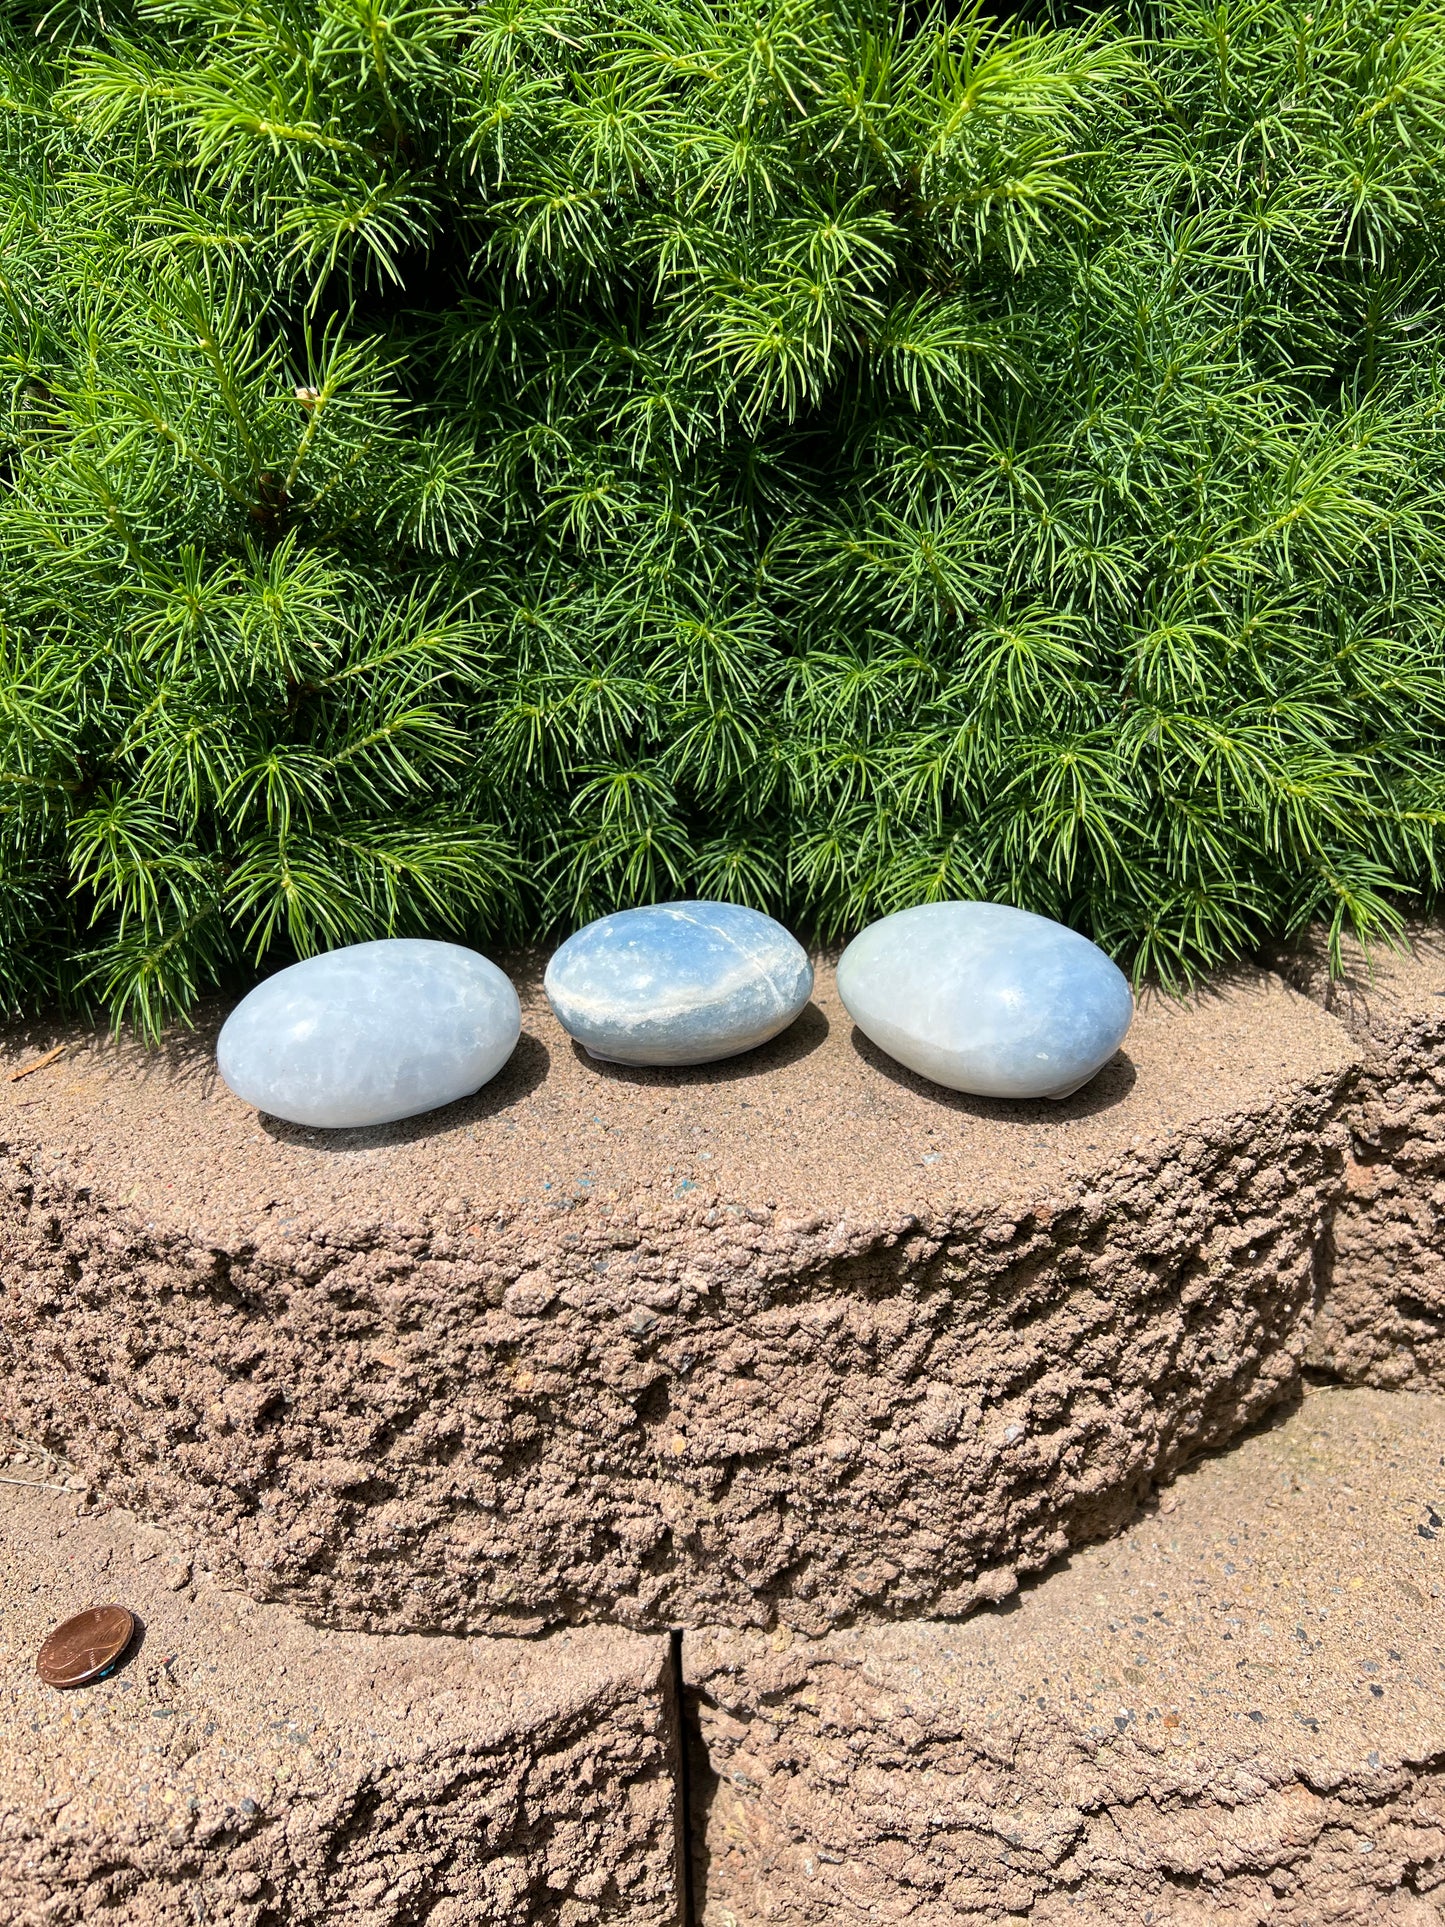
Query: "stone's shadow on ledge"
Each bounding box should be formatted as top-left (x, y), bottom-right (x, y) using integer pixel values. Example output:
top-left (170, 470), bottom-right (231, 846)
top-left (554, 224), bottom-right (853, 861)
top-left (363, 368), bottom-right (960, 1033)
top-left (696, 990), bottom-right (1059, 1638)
top-left (567, 1000), bottom-right (831, 1087)
top-left (257, 1031), bottom-right (553, 1153)
top-left (847, 1026), bottom-right (1138, 1120)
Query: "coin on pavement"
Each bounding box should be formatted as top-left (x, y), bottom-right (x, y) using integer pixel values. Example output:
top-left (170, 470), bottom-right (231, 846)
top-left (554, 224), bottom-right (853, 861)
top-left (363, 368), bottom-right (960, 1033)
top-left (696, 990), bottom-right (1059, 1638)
top-left (36, 1605), bottom-right (136, 1688)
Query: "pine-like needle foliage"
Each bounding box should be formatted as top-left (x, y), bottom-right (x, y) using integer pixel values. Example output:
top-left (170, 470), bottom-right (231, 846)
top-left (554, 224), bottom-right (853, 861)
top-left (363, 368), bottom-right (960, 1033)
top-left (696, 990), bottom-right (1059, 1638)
top-left (2, 0), bottom-right (1444, 1033)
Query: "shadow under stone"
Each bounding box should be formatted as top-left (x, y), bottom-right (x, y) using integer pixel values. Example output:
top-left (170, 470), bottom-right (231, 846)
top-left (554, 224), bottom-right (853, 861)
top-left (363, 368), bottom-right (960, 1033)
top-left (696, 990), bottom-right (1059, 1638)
top-left (566, 1000), bottom-right (831, 1087)
top-left (847, 1026), bottom-right (1138, 1119)
top-left (257, 1030), bottom-right (553, 1152)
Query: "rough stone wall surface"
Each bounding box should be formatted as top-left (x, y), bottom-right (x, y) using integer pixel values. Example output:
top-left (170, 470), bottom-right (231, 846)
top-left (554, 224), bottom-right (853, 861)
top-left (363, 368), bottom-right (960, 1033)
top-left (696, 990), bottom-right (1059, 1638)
top-left (685, 1385), bottom-right (1445, 1927)
top-left (11, 936), bottom-right (1445, 1924)
top-left (0, 969), bottom-right (1355, 1635)
top-left (1273, 929), bottom-right (1445, 1392)
top-left (0, 1477), bottom-right (678, 1927)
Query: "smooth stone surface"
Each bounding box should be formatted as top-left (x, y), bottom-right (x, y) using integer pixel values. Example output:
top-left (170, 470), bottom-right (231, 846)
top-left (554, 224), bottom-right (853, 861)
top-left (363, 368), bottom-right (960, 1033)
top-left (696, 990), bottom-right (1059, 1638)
top-left (836, 901), bottom-right (1133, 1099)
top-left (217, 939), bottom-right (520, 1127)
top-left (544, 902), bottom-right (813, 1067)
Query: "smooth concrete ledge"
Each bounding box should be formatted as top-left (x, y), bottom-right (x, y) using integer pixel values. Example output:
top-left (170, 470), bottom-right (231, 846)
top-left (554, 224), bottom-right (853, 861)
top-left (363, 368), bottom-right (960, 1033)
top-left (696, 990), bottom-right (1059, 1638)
top-left (686, 1385), bottom-right (1445, 1927)
top-left (0, 961), bottom-right (1355, 1636)
top-left (0, 1475), bottom-right (678, 1927)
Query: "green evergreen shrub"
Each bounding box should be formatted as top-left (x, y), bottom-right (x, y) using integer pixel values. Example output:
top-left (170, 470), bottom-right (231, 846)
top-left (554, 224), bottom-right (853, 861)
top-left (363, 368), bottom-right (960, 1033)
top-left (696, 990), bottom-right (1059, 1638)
top-left (1, 0), bottom-right (1443, 1034)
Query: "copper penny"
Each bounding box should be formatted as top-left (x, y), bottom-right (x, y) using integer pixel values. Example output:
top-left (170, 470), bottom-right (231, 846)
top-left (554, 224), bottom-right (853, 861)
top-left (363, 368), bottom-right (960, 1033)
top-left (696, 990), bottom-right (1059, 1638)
top-left (36, 1605), bottom-right (136, 1688)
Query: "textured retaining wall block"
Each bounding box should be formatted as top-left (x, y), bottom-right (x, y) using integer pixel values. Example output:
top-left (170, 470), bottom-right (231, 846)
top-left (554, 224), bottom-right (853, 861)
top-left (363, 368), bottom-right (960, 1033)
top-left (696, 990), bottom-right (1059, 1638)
top-left (1274, 929), bottom-right (1445, 1392)
top-left (0, 965), bottom-right (1355, 1635)
top-left (0, 1478), bottom-right (678, 1927)
top-left (686, 1386), bottom-right (1445, 1927)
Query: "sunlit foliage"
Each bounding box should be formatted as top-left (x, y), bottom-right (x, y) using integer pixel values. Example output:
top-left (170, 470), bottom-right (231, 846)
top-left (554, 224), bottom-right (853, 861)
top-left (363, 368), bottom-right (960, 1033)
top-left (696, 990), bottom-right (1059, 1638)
top-left (1, 0), bottom-right (1443, 1033)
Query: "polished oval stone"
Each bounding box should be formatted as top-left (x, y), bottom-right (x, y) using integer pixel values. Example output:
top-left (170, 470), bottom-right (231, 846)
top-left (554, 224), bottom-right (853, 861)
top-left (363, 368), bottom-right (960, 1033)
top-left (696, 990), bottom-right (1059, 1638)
top-left (217, 939), bottom-right (520, 1127)
top-left (545, 902), bottom-right (813, 1066)
top-left (836, 902), bottom-right (1133, 1099)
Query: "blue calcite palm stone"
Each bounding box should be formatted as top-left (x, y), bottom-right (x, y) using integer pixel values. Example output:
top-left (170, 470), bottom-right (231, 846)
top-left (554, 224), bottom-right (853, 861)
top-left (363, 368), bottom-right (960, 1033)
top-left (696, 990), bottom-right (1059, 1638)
top-left (217, 939), bottom-right (521, 1128)
top-left (836, 901), bottom-right (1133, 1100)
top-left (545, 901), bottom-right (813, 1066)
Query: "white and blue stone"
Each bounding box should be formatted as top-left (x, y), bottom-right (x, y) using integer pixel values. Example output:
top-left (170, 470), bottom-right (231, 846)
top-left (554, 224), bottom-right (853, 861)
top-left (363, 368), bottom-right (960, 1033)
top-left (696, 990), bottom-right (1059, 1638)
top-left (836, 901), bottom-right (1133, 1100)
top-left (217, 938), bottom-right (521, 1128)
top-left (545, 902), bottom-right (813, 1067)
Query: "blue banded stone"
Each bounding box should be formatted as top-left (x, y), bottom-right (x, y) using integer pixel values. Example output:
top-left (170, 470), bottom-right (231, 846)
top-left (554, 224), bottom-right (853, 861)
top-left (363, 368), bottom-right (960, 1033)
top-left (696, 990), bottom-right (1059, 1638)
top-left (836, 901), bottom-right (1133, 1100)
top-left (217, 939), bottom-right (521, 1128)
top-left (545, 902), bottom-right (813, 1067)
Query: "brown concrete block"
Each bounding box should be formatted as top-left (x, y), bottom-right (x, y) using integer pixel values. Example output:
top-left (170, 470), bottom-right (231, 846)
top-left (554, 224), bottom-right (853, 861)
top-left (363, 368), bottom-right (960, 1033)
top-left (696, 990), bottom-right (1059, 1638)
top-left (0, 1475), bottom-right (679, 1926)
top-left (685, 1385), bottom-right (1445, 1926)
top-left (0, 963), bottom-right (1355, 1634)
top-left (1273, 927), bottom-right (1445, 1391)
